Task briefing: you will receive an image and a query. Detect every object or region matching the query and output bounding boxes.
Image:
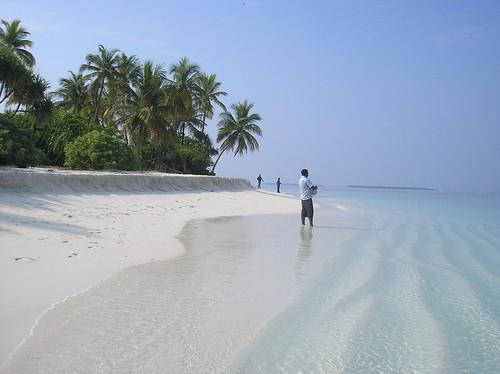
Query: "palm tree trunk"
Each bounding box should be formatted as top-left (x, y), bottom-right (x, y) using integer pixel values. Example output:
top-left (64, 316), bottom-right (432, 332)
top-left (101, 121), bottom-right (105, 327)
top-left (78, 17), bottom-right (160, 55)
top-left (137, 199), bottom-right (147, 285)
top-left (180, 122), bottom-right (185, 144)
top-left (136, 142), bottom-right (142, 170)
top-left (1, 75), bottom-right (19, 104)
top-left (93, 79), bottom-right (104, 124)
top-left (0, 89), bottom-right (13, 104)
top-left (8, 102), bottom-right (23, 117)
top-left (136, 128), bottom-right (143, 171)
top-left (201, 111), bottom-right (206, 134)
top-left (12, 103), bottom-right (21, 117)
top-left (210, 148), bottom-right (226, 174)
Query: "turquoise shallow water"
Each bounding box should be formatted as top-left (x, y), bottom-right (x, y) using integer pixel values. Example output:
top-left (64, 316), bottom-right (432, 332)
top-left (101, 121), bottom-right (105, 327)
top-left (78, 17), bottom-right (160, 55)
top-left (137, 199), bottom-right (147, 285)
top-left (249, 187), bottom-right (500, 372)
top-left (3, 188), bottom-right (500, 373)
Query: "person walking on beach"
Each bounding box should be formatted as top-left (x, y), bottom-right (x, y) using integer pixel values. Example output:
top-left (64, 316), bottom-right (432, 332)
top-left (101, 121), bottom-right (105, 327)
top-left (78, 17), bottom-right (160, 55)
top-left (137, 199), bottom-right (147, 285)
top-left (277, 177), bottom-right (281, 193)
top-left (257, 174), bottom-right (264, 189)
top-left (299, 169), bottom-right (317, 226)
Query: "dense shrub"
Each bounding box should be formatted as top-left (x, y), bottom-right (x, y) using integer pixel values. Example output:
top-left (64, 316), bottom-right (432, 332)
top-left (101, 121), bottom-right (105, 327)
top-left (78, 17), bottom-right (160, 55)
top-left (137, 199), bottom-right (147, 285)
top-left (151, 138), bottom-right (211, 174)
top-left (175, 140), bottom-right (212, 174)
top-left (64, 130), bottom-right (137, 170)
top-left (136, 137), bottom-right (212, 174)
top-left (37, 111), bottom-right (95, 166)
top-left (0, 115), bottom-right (45, 167)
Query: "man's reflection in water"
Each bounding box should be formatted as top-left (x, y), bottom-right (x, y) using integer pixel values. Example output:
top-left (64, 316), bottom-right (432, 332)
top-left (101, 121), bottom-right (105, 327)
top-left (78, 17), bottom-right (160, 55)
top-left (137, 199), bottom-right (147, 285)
top-left (295, 227), bottom-right (313, 279)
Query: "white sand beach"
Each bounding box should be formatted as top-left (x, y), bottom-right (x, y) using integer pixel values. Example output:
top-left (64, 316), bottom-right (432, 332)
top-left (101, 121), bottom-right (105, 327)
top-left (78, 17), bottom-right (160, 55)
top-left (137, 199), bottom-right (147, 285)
top-left (0, 168), bottom-right (298, 366)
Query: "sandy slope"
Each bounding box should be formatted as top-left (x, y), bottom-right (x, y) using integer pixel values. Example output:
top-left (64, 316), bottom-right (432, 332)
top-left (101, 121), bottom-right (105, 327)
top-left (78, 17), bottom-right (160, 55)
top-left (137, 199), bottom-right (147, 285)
top-left (0, 168), bottom-right (298, 365)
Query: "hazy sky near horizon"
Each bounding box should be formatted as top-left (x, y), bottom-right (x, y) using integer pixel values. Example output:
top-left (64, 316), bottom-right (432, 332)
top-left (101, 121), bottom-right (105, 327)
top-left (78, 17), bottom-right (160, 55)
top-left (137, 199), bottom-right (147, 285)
top-left (2, 0), bottom-right (500, 192)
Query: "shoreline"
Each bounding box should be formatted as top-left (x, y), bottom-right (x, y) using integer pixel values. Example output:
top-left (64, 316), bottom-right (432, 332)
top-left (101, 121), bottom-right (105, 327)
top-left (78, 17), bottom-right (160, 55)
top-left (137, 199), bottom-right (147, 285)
top-left (3, 213), bottom-right (328, 372)
top-left (0, 168), bottom-right (299, 365)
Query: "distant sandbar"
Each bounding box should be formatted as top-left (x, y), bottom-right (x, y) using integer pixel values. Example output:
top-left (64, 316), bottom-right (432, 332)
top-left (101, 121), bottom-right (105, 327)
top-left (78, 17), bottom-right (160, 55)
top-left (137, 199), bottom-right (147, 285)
top-left (346, 185), bottom-right (438, 191)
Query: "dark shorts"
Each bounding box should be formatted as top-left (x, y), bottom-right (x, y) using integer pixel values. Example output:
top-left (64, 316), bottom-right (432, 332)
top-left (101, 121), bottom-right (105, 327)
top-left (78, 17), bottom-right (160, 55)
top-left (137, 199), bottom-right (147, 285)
top-left (301, 198), bottom-right (314, 217)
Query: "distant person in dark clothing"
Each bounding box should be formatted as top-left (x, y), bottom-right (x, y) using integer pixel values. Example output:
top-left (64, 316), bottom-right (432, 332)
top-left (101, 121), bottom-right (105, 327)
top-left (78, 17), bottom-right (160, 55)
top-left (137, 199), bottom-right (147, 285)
top-left (277, 178), bottom-right (281, 193)
top-left (298, 169), bottom-right (317, 226)
top-left (257, 174), bottom-right (264, 189)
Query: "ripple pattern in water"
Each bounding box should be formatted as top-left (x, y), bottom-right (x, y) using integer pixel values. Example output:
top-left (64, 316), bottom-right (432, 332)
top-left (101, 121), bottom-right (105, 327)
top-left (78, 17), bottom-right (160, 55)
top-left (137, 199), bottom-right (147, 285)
top-left (3, 194), bottom-right (500, 373)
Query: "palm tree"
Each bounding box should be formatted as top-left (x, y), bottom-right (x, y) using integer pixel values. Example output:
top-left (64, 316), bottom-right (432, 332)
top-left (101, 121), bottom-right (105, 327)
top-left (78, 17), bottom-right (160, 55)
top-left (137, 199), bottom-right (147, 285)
top-left (56, 71), bottom-right (88, 112)
top-left (168, 57), bottom-right (201, 142)
top-left (211, 100), bottom-right (262, 174)
top-left (169, 57), bottom-right (200, 94)
top-left (0, 45), bottom-right (32, 104)
top-left (196, 73), bottom-right (227, 134)
top-left (102, 53), bottom-right (141, 130)
top-left (116, 53), bottom-right (141, 87)
top-left (123, 61), bottom-right (170, 168)
top-left (80, 45), bottom-right (120, 124)
top-left (0, 19), bottom-right (35, 66)
top-left (6, 73), bottom-right (48, 117)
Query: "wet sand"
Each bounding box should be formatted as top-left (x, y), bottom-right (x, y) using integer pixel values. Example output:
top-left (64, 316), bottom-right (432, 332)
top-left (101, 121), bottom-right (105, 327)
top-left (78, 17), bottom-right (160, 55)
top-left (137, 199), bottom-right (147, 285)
top-left (1, 205), bottom-right (359, 373)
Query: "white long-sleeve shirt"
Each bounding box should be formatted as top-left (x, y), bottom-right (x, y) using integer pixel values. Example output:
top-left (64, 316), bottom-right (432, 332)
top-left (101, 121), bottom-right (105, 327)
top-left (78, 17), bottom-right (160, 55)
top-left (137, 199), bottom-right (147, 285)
top-left (298, 176), bottom-right (313, 200)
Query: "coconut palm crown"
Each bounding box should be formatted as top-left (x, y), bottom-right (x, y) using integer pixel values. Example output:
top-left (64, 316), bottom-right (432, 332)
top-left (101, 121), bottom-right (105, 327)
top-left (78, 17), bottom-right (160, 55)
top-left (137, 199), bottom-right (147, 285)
top-left (56, 71), bottom-right (88, 113)
top-left (197, 73), bottom-right (227, 133)
top-left (80, 45), bottom-right (120, 124)
top-left (0, 19), bottom-right (35, 66)
top-left (168, 57), bottom-right (202, 141)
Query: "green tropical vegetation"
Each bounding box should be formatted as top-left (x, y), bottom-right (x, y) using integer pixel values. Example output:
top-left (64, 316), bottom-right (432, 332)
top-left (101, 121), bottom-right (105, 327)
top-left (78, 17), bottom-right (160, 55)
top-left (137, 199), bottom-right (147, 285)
top-left (64, 130), bottom-right (137, 170)
top-left (0, 18), bottom-right (263, 174)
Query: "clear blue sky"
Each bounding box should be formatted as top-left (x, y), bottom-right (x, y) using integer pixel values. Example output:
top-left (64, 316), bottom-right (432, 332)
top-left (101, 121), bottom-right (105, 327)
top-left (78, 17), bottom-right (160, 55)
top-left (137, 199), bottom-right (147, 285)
top-left (2, 0), bottom-right (500, 192)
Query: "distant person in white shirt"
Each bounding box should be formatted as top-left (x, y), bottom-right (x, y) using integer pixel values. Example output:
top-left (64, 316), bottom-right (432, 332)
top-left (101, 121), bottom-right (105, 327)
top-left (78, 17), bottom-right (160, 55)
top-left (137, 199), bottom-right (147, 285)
top-left (298, 169), bottom-right (317, 226)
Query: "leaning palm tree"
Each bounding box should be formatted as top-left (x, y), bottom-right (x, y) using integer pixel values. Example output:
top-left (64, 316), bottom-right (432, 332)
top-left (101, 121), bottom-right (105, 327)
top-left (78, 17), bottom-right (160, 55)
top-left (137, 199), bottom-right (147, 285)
top-left (196, 73), bottom-right (227, 134)
top-left (0, 19), bottom-right (35, 66)
top-left (80, 45), bottom-right (120, 124)
top-left (211, 100), bottom-right (262, 174)
top-left (56, 71), bottom-right (88, 113)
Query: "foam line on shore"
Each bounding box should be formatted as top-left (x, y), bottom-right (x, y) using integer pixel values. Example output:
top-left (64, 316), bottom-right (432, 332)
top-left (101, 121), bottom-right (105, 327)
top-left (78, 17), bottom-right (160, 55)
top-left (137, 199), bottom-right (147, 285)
top-left (0, 167), bottom-right (252, 193)
top-left (0, 275), bottom-right (110, 369)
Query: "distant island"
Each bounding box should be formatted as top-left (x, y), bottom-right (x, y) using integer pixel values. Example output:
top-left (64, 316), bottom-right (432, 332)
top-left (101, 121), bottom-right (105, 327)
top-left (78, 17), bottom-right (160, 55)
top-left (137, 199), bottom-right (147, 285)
top-left (346, 185), bottom-right (438, 191)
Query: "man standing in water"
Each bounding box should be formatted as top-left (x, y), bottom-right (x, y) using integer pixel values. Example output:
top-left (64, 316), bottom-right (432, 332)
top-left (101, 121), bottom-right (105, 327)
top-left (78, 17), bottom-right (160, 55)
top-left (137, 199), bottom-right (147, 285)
top-left (257, 174), bottom-right (264, 189)
top-left (276, 177), bottom-right (281, 193)
top-left (298, 169), bottom-right (317, 226)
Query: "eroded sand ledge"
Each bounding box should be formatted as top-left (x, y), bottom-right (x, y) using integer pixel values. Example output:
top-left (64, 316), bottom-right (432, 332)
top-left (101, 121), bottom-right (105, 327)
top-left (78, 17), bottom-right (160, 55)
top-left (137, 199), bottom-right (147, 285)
top-left (0, 168), bottom-right (298, 365)
top-left (0, 167), bottom-right (252, 192)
